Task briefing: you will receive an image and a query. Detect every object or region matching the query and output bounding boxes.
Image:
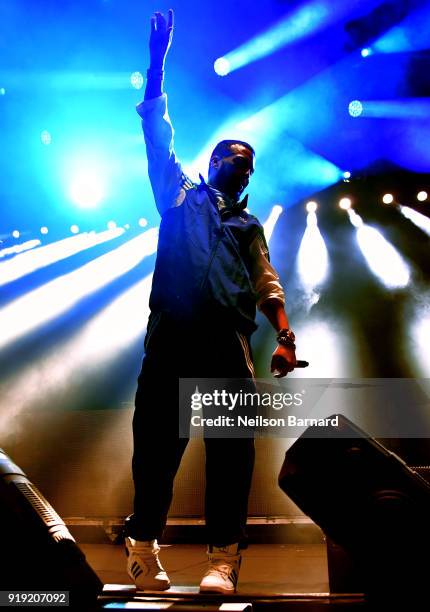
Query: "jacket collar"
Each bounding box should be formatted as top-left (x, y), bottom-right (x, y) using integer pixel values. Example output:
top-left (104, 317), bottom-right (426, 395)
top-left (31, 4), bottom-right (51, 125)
top-left (199, 174), bottom-right (249, 213)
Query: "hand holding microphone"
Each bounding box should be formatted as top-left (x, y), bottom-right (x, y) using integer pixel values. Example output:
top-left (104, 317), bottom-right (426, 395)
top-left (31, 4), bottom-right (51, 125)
top-left (271, 329), bottom-right (308, 377)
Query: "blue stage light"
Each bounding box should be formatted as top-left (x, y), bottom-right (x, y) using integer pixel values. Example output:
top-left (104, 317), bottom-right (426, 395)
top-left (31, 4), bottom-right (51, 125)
top-left (186, 76), bottom-right (343, 202)
top-left (343, 171), bottom-right (351, 179)
top-left (373, 26), bottom-right (413, 54)
top-left (12, 230), bottom-right (20, 239)
top-left (68, 169), bottom-right (106, 209)
top-left (188, 104), bottom-right (343, 202)
top-left (41, 130), bottom-right (52, 145)
top-left (130, 71), bottom-right (144, 90)
top-left (0, 88), bottom-right (5, 95)
top-left (348, 100), bottom-right (363, 117)
top-left (373, 3), bottom-right (430, 55)
top-left (212, 0), bottom-right (357, 75)
top-left (214, 57), bottom-right (230, 76)
top-left (351, 99), bottom-right (430, 120)
top-left (360, 48), bottom-right (372, 58)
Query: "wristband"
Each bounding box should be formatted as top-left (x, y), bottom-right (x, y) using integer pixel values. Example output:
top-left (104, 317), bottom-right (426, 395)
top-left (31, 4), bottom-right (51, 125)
top-left (276, 328), bottom-right (296, 349)
top-left (147, 68), bottom-right (164, 80)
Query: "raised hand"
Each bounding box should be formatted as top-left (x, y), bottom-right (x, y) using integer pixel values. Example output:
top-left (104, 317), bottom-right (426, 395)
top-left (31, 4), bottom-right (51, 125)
top-left (149, 9), bottom-right (174, 69)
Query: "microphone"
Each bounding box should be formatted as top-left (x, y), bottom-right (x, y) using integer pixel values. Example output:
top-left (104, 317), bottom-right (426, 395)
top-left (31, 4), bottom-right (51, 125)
top-left (296, 360), bottom-right (309, 368)
top-left (272, 359), bottom-right (309, 377)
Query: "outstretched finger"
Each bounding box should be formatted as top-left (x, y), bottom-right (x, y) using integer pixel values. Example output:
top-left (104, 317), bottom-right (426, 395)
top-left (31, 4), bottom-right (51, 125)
top-left (155, 11), bottom-right (166, 31)
top-left (167, 8), bottom-right (174, 31)
top-left (150, 16), bottom-right (156, 32)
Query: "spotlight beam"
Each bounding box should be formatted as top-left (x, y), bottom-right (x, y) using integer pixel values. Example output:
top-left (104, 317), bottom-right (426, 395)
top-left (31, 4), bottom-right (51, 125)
top-left (0, 273), bottom-right (153, 431)
top-left (297, 211), bottom-right (329, 301)
top-left (216, 0), bottom-right (372, 75)
top-left (263, 205), bottom-right (283, 243)
top-left (411, 313), bottom-right (430, 377)
top-left (400, 206), bottom-right (430, 237)
top-left (290, 320), bottom-right (345, 377)
top-left (347, 210), bottom-right (410, 289)
top-left (373, 3), bottom-right (430, 54)
top-left (0, 229), bottom-right (158, 351)
top-left (0, 240), bottom-right (41, 259)
top-left (0, 228), bottom-right (125, 287)
top-left (186, 101), bottom-right (342, 197)
top-left (349, 98), bottom-right (430, 120)
top-left (0, 71), bottom-right (141, 91)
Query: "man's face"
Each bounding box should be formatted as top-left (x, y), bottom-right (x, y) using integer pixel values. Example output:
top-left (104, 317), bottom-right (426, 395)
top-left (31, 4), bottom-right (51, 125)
top-left (209, 144), bottom-right (255, 199)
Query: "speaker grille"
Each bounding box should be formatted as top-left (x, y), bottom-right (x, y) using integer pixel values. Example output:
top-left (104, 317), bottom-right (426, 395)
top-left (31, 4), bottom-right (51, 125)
top-left (15, 481), bottom-right (64, 526)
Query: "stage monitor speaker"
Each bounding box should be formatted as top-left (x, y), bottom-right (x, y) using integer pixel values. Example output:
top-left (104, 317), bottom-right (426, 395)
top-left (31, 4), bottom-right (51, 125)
top-left (278, 415), bottom-right (430, 601)
top-left (0, 449), bottom-right (103, 609)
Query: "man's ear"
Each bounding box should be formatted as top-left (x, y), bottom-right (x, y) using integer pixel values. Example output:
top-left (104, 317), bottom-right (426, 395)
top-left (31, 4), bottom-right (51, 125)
top-left (210, 155), bottom-right (221, 169)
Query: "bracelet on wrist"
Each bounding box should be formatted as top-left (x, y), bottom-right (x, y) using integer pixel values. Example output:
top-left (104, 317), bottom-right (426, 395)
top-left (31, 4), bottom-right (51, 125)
top-left (147, 68), bottom-right (164, 79)
top-left (276, 328), bottom-right (296, 349)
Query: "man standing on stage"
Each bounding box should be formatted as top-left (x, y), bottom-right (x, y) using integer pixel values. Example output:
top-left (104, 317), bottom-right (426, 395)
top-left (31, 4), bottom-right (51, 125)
top-left (124, 9), bottom-right (298, 594)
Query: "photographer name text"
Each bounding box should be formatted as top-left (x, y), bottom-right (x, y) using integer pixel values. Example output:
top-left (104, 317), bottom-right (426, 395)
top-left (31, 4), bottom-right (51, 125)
top-left (191, 415), bottom-right (339, 428)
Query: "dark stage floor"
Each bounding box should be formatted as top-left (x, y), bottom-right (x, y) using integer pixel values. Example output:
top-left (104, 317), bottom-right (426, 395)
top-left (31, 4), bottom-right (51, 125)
top-left (80, 543), bottom-right (366, 610)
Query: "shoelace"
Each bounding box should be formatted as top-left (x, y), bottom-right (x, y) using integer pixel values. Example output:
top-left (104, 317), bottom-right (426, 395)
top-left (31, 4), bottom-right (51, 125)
top-left (131, 547), bottom-right (165, 571)
top-left (205, 562), bottom-right (235, 581)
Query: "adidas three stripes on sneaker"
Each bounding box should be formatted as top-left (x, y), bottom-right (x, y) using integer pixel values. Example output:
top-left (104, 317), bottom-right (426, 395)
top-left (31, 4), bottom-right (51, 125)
top-left (199, 543), bottom-right (241, 594)
top-left (125, 537), bottom-right (170, 591)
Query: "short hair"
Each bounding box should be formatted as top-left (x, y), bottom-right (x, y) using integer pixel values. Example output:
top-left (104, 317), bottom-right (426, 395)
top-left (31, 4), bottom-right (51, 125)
top-left (210, 139), bottom-right (255, 161)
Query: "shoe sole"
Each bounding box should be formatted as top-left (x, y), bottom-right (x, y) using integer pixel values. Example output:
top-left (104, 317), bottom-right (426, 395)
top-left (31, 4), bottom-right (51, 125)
top-left (130, 578), bottom-right (171, 592)
top-left (135, 584), bottom-right (171, 592)
top-left (127, 568), bottom-right (171, 591)
top-left (199, 586), bottom-right (236, 595)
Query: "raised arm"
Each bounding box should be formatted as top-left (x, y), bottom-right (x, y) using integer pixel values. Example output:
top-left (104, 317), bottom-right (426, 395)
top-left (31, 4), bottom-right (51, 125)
top-left (137, 9), bottom-right (185, 216)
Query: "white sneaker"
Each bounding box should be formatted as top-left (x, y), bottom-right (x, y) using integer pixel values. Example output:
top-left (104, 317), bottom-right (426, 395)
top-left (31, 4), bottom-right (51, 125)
top-left (199, 543), bottom-right (241, 594)
top-left (125, 537), bottom-right (170, 591)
